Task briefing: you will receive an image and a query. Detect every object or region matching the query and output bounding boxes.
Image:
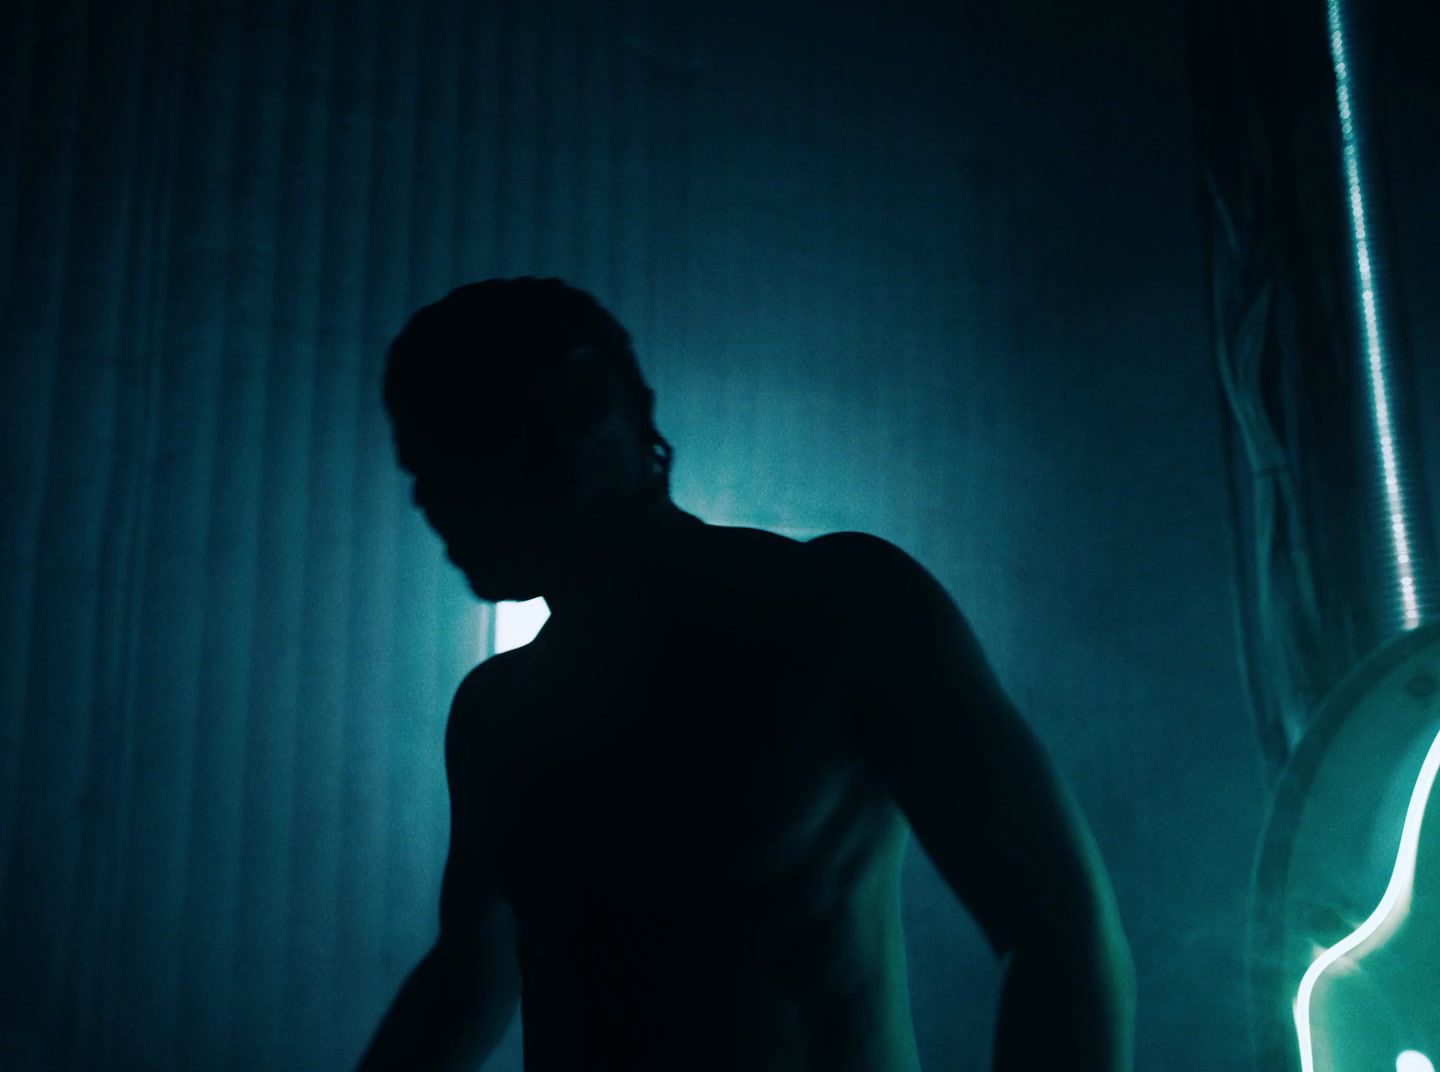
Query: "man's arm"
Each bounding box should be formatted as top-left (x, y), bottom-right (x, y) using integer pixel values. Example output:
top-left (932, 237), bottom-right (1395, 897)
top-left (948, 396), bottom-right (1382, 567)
top-left (355, 661), bottom-right (522, 1071)
top-left (810, 532), bottom-right (1136, 1071)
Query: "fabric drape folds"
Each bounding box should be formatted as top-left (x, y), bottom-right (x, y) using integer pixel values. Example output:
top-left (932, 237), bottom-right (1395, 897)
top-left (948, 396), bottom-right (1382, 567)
top-left (0, 1), bottom-right (684, 1066)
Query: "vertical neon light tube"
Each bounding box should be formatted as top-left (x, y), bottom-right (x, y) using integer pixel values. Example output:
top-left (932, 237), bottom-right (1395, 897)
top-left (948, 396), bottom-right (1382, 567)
top-left (1326, 0), bottom-right (1423, 632)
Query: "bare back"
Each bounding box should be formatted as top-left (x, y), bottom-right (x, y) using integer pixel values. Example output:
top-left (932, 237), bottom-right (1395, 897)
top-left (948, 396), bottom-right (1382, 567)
top-left (451, 523), bottom-right (923, 1072)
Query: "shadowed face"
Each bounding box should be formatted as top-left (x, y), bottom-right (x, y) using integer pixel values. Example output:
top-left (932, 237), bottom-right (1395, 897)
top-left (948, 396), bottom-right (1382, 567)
top-left (392, 378), bottom-right (655, 603)
top-left (400, 438), bottom-right (563, 602)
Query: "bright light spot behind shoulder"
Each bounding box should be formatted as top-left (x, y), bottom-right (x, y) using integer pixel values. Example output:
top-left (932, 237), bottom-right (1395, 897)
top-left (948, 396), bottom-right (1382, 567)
top-left (495, 598), bottom-right (551, 654)
top-left (1397, 1052), bottom-right (1435, 1072)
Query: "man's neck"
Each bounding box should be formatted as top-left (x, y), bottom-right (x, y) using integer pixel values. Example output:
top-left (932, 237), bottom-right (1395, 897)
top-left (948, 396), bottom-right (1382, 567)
top-left (541, 496), bottom-right (700, 624)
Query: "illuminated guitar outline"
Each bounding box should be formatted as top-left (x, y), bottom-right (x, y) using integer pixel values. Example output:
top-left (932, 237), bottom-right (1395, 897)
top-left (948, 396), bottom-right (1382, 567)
top-left (1292, 726), bottom-right (1440, 1072)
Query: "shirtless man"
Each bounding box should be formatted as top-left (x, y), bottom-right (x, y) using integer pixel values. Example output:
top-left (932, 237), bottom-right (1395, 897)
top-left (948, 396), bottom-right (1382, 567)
top-left (355, 278), bottom-right (1135, 1071)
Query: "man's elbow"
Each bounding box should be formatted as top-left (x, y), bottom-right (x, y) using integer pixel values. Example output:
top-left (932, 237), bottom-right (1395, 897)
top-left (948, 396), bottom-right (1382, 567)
top-left (1094, 884), bottom-right (1136, 1009)
top-left (1016, 902), bottom-right (1137, 1040)
top-left (995, 907), bottom-right (1136, 1072)
top-left (1088, 913), bottom-right (1137, 1027)
top-left (434, 937), bottom-right (523, 1038)
top-left (356, 940), bottom-right (520, 1072)
top-left (1046, 893), bottom-right (1135, 1005)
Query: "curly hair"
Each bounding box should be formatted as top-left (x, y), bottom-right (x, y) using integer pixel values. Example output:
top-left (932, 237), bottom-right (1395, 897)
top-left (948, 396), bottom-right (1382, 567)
top-left (382, 277), bottom-right (673, 496)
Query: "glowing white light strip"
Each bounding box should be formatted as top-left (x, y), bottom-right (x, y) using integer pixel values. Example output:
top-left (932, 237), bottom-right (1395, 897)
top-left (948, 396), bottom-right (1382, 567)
top-left (1397, 1051), bottom-right (1437, 1072)
top-left (1293, 725), bottom-right (1440, 1072)
top-left (1326, 0), bottom-right (1423, 631)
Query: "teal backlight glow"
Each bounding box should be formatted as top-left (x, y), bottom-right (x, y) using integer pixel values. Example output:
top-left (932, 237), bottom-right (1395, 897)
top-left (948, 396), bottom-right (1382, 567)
top-left (1325, 0), bottom-right (1423, 632)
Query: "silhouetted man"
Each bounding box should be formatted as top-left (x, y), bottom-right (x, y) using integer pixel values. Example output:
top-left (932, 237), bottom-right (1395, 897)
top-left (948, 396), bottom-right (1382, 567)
top-left (355, 278), bottom-right (1135, 1071)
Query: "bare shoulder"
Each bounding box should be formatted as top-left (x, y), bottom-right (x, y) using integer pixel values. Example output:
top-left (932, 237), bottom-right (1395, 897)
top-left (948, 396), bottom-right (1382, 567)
top-left (445, 649), bottom-right (527, 771)
top-left (699, 525), bottom-right (920, 595)
top-left (801, 530), bottom-right (1001, 721)
top-left (803, 530), bottom-right (960, 631)
top-left (672, 524), bottom-right (963, 667)
top-left (805, 529), bottom-right (940, 583)
top-left (454, 647), bottom-right (525, 704)
top-left (452, 649), bottom-right (522, 714)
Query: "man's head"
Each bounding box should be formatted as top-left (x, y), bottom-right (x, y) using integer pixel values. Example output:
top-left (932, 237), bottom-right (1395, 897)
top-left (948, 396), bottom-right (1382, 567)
top-left (383, 277), bottom-right (675, 602)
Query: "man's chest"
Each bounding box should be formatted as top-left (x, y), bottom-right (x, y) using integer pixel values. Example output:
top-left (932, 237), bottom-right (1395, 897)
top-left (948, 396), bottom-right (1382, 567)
top-left (470, 610), bottom-right (869, 918)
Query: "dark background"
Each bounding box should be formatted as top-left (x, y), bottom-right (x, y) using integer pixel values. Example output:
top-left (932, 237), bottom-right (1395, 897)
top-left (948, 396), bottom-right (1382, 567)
top-left (1, 0), bottom-right (1437, 1069)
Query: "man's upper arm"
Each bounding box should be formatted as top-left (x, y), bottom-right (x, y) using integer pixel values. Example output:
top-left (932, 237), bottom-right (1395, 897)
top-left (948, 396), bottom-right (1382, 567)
top-left (439, 657), bottom-right (517, 956)
top-left (809, 531), bottom-right (1126, 960)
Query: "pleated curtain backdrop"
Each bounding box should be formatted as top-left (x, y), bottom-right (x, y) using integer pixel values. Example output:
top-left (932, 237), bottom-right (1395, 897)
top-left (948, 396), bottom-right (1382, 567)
top-left (2, 0), bottom-right (1252, 1070)
top-left (0, 1), bottom-right (714, 1067)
